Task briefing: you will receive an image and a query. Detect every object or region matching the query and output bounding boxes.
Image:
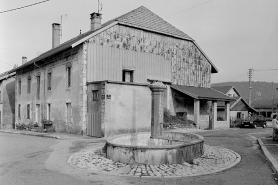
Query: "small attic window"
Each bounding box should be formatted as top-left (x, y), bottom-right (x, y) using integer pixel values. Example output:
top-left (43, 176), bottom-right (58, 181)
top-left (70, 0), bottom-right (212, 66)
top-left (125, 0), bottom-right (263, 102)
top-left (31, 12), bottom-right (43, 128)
top-left (122, 70), bottom-right (134, 82)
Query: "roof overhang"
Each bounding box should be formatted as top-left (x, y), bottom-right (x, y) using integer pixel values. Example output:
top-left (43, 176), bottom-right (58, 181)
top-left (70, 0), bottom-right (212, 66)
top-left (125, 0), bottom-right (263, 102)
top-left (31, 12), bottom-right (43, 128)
top-left (171, 85), bottom-right (234, 101)
top-left (10, 21), bottom-right (119, 73)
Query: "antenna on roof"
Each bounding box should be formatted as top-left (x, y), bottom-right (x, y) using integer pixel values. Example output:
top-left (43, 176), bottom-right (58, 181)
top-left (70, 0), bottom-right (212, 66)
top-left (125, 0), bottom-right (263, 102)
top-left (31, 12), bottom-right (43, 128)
top-left (98, 0), bottom-right (102, 13)
top-left (60, 14), bottom-right (67, 42)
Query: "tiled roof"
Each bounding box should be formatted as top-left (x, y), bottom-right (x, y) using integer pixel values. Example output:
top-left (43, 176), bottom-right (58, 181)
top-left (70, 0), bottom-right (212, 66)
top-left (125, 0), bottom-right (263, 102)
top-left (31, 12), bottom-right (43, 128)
top-left (171, 85), bottom-right (234, 101)
top-left (211, 86), bottom-right (233, 94)
top-left (115, 6), bottom-right (192, 40)
top-left (10, 6), bottom-right (207, 73)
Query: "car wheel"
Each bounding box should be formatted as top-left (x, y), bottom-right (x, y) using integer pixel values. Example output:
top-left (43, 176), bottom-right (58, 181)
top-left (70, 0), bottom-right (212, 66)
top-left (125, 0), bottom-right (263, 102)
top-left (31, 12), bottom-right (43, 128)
top-left (263, 124), bottom-right (266, 128)
top-left (253, 124), bottom-right (257, 128)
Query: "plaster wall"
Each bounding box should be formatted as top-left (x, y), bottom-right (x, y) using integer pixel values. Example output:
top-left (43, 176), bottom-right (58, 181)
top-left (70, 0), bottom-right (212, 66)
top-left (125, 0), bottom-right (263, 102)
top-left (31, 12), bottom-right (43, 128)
top-left (104, 83), bottom-right (151, 137)
top-left (16, 46), bottom-right (85, 134)
top-left (230, 111), bottom-right (248, 120)
top-left (227, 88), bottom-right (239, 98)
top-left (214, 120), bottom-right (229, 129)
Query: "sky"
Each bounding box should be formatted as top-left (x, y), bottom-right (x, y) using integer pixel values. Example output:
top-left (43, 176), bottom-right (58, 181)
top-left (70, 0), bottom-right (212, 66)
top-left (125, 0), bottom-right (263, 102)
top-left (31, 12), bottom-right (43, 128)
top-left (0, 0), bottom-right (278, 83)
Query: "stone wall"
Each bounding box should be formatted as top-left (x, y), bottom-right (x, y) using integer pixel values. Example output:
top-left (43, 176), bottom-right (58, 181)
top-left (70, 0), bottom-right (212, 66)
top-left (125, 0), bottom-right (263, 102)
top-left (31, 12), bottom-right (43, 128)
top-left (0, 76), bottom-right (15, 129)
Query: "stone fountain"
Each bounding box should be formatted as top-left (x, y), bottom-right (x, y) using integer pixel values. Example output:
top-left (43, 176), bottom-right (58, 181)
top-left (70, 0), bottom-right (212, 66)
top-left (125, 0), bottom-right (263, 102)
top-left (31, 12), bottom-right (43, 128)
top-left (105, 82), bottom-right (204, 165)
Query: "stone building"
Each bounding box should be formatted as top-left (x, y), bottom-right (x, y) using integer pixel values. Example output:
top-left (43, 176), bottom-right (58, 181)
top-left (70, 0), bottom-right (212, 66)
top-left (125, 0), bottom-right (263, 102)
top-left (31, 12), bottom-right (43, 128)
top-left (11, 6), bottom-right (233, 137)
top-left (0, 71), bottom-right (16, 129)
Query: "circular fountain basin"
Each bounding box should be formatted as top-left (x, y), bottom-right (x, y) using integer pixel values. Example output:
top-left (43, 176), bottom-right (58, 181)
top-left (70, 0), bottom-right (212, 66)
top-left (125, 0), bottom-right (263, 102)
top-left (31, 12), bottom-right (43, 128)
top-left (106, 132), bottom-right (204, 165)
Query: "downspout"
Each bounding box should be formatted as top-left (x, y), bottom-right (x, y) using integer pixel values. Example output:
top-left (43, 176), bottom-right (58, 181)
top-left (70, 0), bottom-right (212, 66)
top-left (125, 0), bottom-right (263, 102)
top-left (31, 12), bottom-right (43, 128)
top-left (34, 62), bottom-right (46, 124)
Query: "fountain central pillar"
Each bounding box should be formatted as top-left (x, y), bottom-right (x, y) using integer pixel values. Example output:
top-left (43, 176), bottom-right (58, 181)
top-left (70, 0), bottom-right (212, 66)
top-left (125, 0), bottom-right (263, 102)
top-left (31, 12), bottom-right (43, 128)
top-left (149, 81), bottom-right (166, 138)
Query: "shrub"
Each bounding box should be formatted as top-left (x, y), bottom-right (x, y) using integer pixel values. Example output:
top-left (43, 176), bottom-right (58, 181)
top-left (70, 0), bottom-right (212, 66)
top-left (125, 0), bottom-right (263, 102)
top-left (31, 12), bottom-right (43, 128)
top-left (16, 123), bottom-right (27, 130)
top-left (163, 108), bottom-right (195, 128)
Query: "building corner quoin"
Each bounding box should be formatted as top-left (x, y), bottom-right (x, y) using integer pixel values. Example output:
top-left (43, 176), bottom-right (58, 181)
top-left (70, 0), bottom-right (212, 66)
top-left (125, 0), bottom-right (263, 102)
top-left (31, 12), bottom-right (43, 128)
top-left (81, 42), bottom-right (88, 135)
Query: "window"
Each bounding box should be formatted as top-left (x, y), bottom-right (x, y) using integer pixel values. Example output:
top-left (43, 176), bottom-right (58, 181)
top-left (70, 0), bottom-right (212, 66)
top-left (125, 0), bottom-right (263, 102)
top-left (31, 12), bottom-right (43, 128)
top-left (27, 104), bottom-right (30, 119)
top-left (27, 76), bottom-right (31, 94)
top-left (37, 75), bottom-right (40, 99)
top-left (18, 104), bottom-right (21, 118)
top-left (93, 90), bottom-right (99, 101)
top-left (122, 70), bottom-right (134, 82)
top-left (66, 103), bottom-right (72, 123)
top-left (66, 66), bottom-right (71, 88)
top-left (47, 103), bottom-right (51, 120)
top-left (237, 112), bottom-right (241, 119)
top-left (47, 72), bottom-right (52, 90)
top-left (18, 79), bottom-right (21, 95)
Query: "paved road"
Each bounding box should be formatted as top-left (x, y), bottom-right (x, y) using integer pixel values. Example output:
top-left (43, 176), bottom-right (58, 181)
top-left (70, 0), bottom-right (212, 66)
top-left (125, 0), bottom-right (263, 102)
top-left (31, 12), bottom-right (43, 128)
top-left (0, 133), bottom-right (95, 185)
top-left (1, 128), bottom-right (278, 185)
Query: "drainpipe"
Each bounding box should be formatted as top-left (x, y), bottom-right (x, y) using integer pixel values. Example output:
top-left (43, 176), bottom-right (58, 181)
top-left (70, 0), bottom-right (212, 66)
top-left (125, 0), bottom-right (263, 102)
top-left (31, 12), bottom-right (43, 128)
top-left (34, 62), bottom-right (46, 123)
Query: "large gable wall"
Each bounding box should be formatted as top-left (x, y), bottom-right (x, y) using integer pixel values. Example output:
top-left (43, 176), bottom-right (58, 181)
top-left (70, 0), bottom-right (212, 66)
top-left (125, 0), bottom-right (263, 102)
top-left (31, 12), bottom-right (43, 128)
top-left (89, 24), bottom-right (211, 87)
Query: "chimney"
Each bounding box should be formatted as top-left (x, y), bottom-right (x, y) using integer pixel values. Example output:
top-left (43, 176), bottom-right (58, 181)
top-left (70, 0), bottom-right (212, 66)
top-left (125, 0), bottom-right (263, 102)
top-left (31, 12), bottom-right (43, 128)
top-left (22, 56), bottom-right (27, 64)
top-left (90, 13), bottom-right (102, 31)
top-left (52, 23), bottom-right (61, 49)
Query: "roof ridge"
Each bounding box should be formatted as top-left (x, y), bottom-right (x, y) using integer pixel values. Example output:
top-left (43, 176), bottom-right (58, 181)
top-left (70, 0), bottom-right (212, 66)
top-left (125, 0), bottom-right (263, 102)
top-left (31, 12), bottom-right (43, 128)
top-left (114, 6), bottom-right (192, 40)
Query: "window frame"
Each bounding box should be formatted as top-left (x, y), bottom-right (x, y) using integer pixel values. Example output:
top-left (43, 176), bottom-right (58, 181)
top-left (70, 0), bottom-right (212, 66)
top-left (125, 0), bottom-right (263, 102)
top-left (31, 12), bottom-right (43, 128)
top-left (27, 75), bottom-right (31, 94)
top-left (27, 104), bottom-right (30, 119)
top-left (18, 79), bottom-right (21, 95)
top-left (47, 71), bottom-right (52, 91)
top-left (37, 75), bottom-right (40, 99)
top-left (122, 70), bottom-right (134, 83)
top-left (66, 102), bottom-right (72, 123)
top-left (66, 65), bottom-right (72, 88)
top-left (18, 104), bottom-right (21, 118)
top-left (92, 90), bottom-right (99, 101)
top-left (47, 103), bottom-right (51, 120)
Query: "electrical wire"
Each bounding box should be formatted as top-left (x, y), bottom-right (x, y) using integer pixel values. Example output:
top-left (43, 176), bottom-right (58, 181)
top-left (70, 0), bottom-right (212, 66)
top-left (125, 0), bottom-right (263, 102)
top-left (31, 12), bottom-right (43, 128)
top-left (0, 60), bottom-right (15, 67)
top-left (165, 0), bottom-right (213, 18)
top-left (256, 18), bottom-right (278, 69)
top-left (225, 72), bottom-right (247, 82)
top-left (0, 0), bottom-right (50, 14)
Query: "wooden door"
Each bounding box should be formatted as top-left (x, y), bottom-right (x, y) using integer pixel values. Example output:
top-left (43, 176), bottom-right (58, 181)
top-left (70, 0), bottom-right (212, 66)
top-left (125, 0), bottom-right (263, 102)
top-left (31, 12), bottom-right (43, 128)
top-left (88, 112), bottom-right (102, 137)
top-left (87, 85), bottom-right (102, 137)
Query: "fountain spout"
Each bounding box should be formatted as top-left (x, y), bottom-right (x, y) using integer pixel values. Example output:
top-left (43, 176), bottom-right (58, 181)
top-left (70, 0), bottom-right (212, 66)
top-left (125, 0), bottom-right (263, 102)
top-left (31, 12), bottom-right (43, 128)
top-left (149, 81), bottom-right (166, 139)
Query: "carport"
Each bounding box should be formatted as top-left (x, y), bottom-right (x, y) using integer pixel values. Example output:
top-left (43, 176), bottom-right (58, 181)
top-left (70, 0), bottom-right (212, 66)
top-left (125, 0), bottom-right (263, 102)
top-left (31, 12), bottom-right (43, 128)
top-left (171, 85), bottom-right (234, 129)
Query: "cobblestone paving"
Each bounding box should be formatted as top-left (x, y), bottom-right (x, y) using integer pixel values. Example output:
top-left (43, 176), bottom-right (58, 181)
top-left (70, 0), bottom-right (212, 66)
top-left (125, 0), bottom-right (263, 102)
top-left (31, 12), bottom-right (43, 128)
top-left (68, 144), bottom-right (241, 177)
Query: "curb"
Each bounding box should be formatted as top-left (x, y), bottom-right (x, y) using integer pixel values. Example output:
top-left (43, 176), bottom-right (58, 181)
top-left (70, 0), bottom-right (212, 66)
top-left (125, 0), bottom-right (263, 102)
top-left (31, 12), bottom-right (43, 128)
top-left (0, 130), bottom-right (64, 140)
top-left (258, 138), bottom-right (278, 178)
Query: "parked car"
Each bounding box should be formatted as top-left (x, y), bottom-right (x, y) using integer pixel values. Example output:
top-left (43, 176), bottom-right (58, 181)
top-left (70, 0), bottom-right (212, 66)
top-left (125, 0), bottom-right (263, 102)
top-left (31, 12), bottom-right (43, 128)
top-left (241, 115), bottom-right (267, 128)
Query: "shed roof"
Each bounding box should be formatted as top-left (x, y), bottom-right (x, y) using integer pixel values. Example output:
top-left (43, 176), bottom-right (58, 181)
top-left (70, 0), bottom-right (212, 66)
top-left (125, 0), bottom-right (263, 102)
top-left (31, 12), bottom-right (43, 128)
top-left (171, 85), bottom-right (234, 101)
top-left (211, 86), bottom-right (233, 94)
top-left (10, 6), bottom-right (218, 73)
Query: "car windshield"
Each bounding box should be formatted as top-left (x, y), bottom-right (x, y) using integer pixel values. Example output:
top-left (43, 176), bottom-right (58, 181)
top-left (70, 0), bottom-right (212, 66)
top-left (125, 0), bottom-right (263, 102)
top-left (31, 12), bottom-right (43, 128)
top-left (245, 116), bottom-right (257, 121)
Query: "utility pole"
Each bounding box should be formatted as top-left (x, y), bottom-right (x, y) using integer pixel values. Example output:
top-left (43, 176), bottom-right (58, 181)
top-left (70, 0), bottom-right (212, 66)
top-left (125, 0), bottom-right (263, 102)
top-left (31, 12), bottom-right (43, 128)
top-left (272, 82), bottom-right (274, 113)
top-left (248, 68), bottom-right (253, 106)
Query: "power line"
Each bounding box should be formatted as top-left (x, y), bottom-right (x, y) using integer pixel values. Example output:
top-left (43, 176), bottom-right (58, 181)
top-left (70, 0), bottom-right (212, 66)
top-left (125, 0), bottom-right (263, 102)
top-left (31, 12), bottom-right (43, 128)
top-left (254, 69), bottom-right (278, 72)
top-left (225, 72), bottom-right (247, 82)
top-left (165, 0), bottom-right (213, 18)
top-left (0, 0), bottom-right (50, 14)
top-left (0, 60), bottom-right (14, 67)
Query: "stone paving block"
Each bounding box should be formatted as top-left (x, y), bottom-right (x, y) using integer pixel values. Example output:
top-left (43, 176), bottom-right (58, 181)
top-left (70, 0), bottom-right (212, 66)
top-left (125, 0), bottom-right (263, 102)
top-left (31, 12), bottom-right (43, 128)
top-left (69, 144), bottom-right (241, 178)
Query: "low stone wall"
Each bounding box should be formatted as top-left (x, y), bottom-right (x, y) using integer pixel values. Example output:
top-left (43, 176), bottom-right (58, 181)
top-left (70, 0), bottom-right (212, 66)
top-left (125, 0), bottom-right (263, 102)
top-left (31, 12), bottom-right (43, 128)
top-left (214, 121), bottom-right (229, 129)
top-left (106, 132), bottom-right (204, 165)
